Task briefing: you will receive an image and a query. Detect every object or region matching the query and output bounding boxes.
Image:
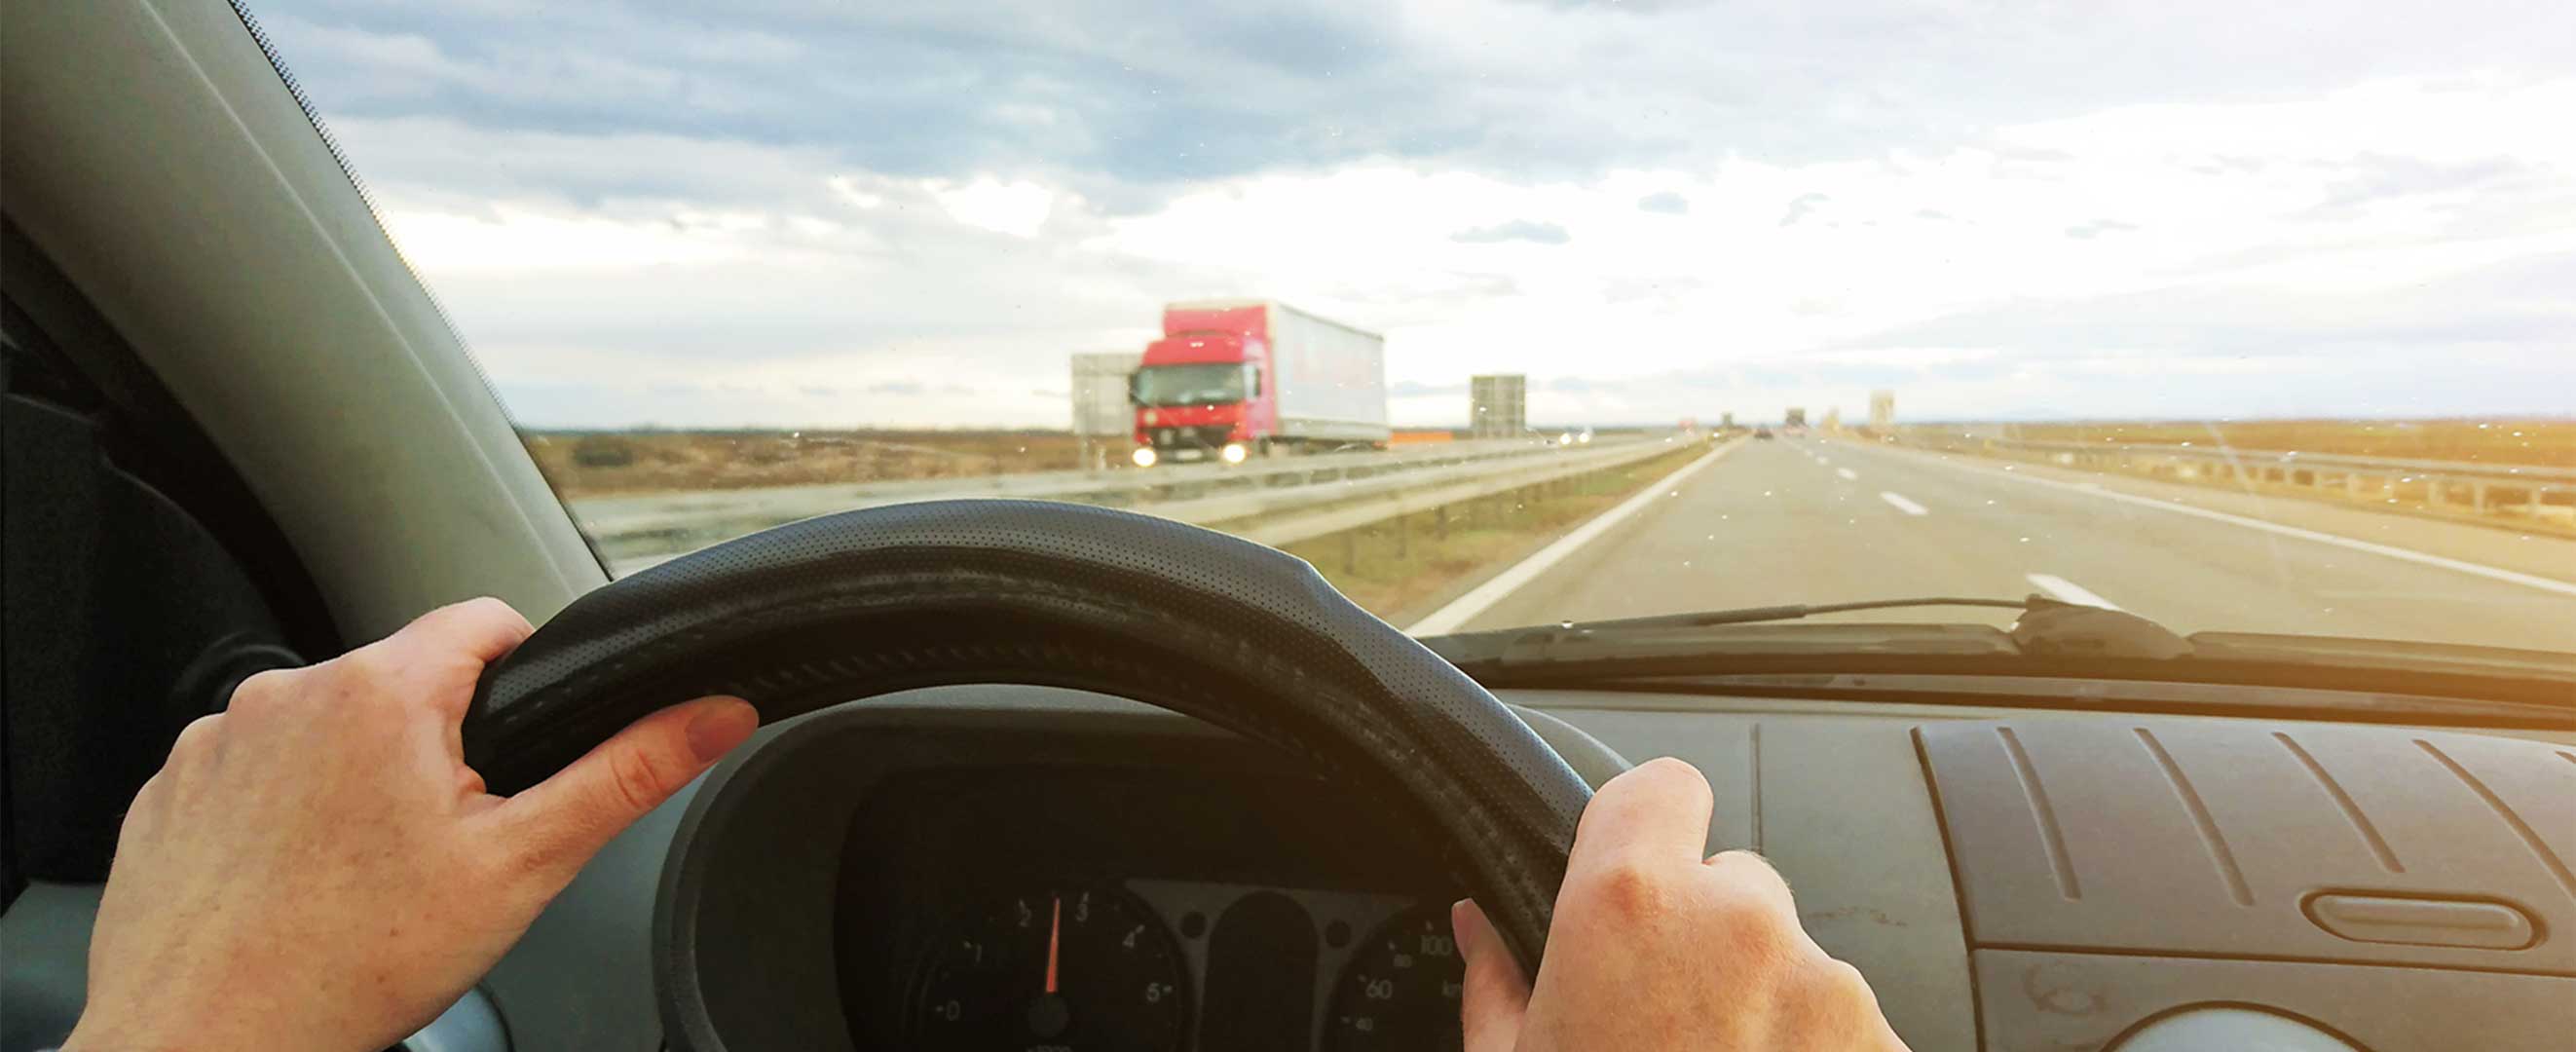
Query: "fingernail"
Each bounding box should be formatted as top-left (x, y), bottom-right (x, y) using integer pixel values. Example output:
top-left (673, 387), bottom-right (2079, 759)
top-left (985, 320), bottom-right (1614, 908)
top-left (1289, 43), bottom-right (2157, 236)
top-left (1450, 898), bottom-right (1480, 955)
top-left (686, 698), bottom-right (758, 762)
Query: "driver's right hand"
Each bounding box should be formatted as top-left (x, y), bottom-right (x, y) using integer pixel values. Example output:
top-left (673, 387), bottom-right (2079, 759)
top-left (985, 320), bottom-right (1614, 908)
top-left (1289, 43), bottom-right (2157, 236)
top-left (1455, 758), bottom-right (1911, 1051)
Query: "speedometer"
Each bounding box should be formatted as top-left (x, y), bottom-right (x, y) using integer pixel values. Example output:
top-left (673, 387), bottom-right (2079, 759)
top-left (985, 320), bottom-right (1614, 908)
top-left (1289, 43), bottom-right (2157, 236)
top-left (1324, 905), bottom-right (1466, 1051)
top-left (906, 883), bottom-right (1190, 1050)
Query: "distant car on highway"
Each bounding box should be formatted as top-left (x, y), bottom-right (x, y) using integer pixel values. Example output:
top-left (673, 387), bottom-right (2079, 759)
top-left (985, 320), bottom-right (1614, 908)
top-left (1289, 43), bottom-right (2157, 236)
top-left (1754, 427), bottom-right (1775, 439)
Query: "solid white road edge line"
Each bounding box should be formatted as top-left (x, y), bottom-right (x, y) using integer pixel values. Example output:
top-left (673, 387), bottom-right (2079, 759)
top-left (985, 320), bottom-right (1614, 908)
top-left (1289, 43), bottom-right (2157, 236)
top-left (1879, 491), bottom-right (1929, 516)
top-left (1859, 442), bottom-right (2576, 598)
top-left (1404, 439), bottom-right (1745, 635)
top-left (2026, 573), bottom-right (2123, 610)
top-left (1836, 468), bottom-right (1858, 481)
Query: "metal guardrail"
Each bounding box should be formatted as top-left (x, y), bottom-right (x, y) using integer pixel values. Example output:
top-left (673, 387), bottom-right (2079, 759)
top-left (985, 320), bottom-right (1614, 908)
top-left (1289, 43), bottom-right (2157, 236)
top-left (1206, 434), bottom-right (1711, 547)
top-left (582, 432), bottom-right (1704, 573)
top-left (1903, 435), bottom-right (2574, 517)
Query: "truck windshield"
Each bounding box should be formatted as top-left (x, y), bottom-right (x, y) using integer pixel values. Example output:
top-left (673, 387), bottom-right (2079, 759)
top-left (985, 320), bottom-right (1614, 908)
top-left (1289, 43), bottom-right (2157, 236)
top-left (1132, 364), bottom-right (1246, 407)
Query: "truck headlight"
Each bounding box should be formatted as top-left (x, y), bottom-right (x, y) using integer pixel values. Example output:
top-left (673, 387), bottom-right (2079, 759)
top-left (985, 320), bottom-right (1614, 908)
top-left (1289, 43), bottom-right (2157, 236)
top-left (1131, 447), bottom-right (1158, 468)
top-left (1220, 442), bottom-right (1249, 465)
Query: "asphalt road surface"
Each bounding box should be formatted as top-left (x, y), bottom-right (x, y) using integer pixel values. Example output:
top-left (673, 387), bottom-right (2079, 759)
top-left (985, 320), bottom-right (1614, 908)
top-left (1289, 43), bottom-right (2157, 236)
top-left (1451, 435), bottom-right (2576, 654)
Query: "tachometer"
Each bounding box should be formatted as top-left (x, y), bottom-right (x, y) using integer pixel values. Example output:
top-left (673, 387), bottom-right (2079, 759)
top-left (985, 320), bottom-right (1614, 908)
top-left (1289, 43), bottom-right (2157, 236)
top-left (907, 883), bottom-right (1189, 1050)
top-left (1324, 905), bottom-right (1465, 1051)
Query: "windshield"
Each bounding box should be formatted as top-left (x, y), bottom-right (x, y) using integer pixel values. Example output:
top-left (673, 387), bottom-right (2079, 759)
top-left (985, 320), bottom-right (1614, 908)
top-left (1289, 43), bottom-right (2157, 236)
top-left (248, 2), bottom-right (2575, 658)
top-left (1133, 364), bottom-right (1248, 407)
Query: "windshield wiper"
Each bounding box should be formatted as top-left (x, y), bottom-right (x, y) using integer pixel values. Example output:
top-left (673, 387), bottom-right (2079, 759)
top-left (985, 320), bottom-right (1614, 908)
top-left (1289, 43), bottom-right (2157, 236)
top-left (1541, 596), bottom-right (2030, 631)
top-left (1475, 594), bottom-right (2193, 660)
top-left (1421, 595), bottom-right (2574, 724)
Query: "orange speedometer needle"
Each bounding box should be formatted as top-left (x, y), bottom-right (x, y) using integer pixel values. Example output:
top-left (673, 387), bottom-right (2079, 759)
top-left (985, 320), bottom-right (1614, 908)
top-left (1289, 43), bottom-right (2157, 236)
top-left (1045, 895), bottom-right (1063, 995)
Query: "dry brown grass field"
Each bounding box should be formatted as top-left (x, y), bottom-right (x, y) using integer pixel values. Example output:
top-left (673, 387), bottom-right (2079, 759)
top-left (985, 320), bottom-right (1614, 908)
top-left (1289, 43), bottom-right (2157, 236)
top-left (1977, 419), bottom-right (2574, 467)
top-left (528, 427), bottom-right (1520, 497)
top-left (1881, 417), bottom-right (2576, 536)
top-left (522, 429), bottom-right (1086, 498)
top-left (528, 418), bottom-right (2569, 509)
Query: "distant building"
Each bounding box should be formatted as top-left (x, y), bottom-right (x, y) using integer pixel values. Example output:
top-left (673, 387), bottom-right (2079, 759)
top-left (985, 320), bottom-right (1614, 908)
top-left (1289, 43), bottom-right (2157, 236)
top-left (1869, 390), bottom-right (1895, 431)
top-left (1470, 374), bottom-right (1527, 438)
top-left (1823, 407), bottom-right (1842, 431)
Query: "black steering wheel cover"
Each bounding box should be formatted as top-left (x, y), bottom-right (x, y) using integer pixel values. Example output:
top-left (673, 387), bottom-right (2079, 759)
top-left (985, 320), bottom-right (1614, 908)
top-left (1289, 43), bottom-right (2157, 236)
top-left (463, 499), bottom-right (1589, 968)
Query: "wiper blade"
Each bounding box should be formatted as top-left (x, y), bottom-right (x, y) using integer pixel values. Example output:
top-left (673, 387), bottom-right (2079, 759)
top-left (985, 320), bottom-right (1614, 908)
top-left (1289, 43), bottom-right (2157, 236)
top-left (1422, 596), bottom-right (2574, 722)
top-left (1521, 594), bottom-right (2189, 656)
top-left (1433, 594), bottom-right (2196, 668)
top-left (1545, 596), bottom-right (2030, 632)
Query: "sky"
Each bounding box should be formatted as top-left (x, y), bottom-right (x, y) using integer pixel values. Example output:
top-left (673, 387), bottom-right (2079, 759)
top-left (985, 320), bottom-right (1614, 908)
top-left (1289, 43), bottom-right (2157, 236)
top-left (251, 0), bottom-right (2576, 430)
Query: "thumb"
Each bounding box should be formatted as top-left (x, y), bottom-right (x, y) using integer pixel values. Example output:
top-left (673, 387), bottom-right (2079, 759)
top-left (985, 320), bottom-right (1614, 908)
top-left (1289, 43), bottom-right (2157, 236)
top-left (490, 696), bottom-right (759, 880)
top-left (1454, 899), bottom-right (1530, 1052)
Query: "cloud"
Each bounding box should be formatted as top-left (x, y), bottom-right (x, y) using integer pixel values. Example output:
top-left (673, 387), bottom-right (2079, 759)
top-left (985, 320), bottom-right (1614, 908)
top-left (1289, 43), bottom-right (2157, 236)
top-left (1841, 251), bottom-right (2576, 358)
top-left (1777, 193), bottom-right (1829, 226)
top-left (1636, 191), bottom-right (1690, 214)
top-left (1450, 219), bottom-right (1572, 244)
top-left (245, 0), bottom-right (2576, 429)
top-left (2301, 154), bottom-right (2535, 221)
top-left (2064, 218), bottom-right (2139, 239)
top-left (929, 178), bottom-right (1056, 237)
top-left (864, 380), bottom-right (980, 396)
top-left (257, 0), bottom-right (2576, 213)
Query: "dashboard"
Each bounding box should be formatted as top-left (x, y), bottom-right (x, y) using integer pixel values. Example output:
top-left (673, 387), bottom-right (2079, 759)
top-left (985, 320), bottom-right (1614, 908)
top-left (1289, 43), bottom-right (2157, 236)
top-left (650, 685), bottom-right (2576, 1052)
top-left (836, 766), bottom-right (1460, 1051)
top-left (656, 692), bottom-right (1496, 1052)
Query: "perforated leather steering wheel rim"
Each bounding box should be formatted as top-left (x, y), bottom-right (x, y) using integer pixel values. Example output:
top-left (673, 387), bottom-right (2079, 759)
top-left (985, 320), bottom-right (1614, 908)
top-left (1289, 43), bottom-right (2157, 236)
top-left (462, 499), bottom-right (1591, 971)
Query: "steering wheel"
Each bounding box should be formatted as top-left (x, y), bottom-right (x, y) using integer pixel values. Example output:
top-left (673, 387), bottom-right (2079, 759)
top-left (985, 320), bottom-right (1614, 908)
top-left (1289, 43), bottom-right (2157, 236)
top-left (460, 499), bottom-right (1590, 976)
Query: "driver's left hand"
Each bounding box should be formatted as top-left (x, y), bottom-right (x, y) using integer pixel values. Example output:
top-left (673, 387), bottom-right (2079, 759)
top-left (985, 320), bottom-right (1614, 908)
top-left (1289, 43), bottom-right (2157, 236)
top-left (64, 598), bottom-right (760, 1052)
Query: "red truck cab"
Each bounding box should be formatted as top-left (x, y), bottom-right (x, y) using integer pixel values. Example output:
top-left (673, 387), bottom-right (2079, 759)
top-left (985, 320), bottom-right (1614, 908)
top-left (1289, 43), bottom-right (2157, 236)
top-left (1129, 303), bottom-right (1275, 466)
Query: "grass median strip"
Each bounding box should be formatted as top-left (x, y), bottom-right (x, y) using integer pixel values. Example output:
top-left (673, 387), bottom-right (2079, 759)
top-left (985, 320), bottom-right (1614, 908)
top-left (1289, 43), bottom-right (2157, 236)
top-left (1273, 444), bottom-right (1712, 623)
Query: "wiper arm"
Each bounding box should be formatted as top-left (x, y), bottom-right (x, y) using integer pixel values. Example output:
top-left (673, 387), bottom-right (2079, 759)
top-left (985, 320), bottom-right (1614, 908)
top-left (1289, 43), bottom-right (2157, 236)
top-left (1554, 596), bottom-right (2031, 633)
top-left (1443, 594), bottom-right (2195, 667)
top-left (1422, 596), bottom-right (2572, 724)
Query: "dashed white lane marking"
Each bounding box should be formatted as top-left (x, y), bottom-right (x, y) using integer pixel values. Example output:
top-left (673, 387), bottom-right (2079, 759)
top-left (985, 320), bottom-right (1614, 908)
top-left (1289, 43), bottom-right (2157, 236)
top-left (1879, 491), bottom-right (1929, 516)
top-left (1404, 438), bottom-right (1748, 634)
top-left (2026, 573), bottom-right (2122, 610)
top-left (1835, 468), bottom-right (1858, 481)
top-left (1878, 447), bottom-right (2576, 598)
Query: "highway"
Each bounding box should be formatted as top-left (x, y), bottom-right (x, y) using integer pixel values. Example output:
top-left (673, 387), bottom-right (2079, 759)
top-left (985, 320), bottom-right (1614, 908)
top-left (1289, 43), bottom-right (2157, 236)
top-left (578, 434), bottom-right (1659, 573)
top-left (1437, 436), bottom-right (2576, 654)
